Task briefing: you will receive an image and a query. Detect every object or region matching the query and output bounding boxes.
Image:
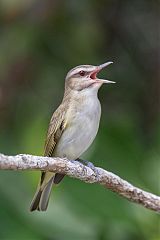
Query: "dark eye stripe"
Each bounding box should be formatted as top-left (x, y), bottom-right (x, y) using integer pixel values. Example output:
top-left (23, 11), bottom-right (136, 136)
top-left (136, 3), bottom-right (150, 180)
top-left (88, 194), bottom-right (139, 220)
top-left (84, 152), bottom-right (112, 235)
top-left (73, 71), bottom-right (88, 77)
top-left (79, 70), bottom-right (85, 76)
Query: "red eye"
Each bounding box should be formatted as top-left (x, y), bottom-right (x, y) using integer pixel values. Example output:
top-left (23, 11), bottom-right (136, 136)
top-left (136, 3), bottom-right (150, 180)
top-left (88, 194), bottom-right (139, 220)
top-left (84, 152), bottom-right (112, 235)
top-left (79, 70), bottom-right (85, 76)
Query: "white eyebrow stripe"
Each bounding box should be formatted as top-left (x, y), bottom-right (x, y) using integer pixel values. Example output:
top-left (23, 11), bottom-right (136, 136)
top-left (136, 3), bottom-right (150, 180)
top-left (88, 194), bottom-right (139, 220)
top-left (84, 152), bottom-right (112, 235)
top-left (66, 67), bottom-right (86, 79)
top-left (71, 68), bottom-right (85, 75)
top-left (66, 65), bottom-right (95, 79)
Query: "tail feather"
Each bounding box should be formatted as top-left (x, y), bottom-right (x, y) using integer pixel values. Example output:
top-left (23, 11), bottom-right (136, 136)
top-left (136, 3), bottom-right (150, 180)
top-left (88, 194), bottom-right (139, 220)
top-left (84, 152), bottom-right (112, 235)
top-left (30, 172), bottom-right (55, 212)
top-left (38, 177), bottom-right (53, 211)
top-left (30, 189), bottom-right (42, 211)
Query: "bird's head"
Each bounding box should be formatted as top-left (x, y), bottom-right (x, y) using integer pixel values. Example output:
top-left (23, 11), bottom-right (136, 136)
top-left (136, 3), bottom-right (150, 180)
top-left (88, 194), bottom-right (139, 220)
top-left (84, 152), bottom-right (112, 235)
top-left (65, 62), bottom-right (115, 92)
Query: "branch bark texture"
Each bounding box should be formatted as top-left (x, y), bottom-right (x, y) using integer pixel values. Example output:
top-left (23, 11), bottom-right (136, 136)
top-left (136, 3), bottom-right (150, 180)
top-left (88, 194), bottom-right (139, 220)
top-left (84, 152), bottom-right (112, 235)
top-left (0, 153), bottom-right (159, 213)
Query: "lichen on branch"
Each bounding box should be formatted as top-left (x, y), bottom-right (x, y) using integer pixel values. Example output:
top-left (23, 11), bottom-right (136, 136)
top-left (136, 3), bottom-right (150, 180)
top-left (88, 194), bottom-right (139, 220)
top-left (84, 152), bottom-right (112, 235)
top-left (0, 153), bottom-right (159, 213)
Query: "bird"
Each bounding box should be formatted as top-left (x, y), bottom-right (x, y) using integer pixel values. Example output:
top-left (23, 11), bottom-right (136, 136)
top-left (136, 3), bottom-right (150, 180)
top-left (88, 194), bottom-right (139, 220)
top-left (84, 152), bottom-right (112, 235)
top-left (30, 62), bottom-right (115, 211)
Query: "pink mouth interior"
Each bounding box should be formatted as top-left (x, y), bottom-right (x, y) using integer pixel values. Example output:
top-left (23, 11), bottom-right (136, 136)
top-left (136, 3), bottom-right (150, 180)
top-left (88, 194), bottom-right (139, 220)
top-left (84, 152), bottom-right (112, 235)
top-left (90, 71), bottom-right (98, 79)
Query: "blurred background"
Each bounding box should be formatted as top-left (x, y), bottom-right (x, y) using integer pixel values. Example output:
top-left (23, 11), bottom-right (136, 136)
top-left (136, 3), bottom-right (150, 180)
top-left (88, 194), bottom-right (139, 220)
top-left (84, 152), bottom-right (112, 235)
top-left (0, 0), bottom-right (159, 239)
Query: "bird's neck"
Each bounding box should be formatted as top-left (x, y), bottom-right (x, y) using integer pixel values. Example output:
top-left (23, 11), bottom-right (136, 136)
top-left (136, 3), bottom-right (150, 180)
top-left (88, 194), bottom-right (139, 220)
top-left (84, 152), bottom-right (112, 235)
top-left (62, 86), bottom-right (99, 105)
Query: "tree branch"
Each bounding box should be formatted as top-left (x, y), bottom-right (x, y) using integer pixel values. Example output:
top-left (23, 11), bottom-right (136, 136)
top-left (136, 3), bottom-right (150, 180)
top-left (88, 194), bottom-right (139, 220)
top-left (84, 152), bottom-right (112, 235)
top-left (0, 153), bottom-right (159, 213)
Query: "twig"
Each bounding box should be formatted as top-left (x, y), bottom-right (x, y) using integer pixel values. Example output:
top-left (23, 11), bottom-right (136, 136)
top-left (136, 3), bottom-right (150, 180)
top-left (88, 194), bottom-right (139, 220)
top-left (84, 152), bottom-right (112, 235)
top-left (0, 153), bottom-right (159, 213)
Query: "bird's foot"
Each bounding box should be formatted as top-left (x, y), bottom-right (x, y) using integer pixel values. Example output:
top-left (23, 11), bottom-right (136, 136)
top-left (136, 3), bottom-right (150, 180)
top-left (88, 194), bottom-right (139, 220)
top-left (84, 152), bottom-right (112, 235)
top-left (76, 158), bottom-right (100, 176)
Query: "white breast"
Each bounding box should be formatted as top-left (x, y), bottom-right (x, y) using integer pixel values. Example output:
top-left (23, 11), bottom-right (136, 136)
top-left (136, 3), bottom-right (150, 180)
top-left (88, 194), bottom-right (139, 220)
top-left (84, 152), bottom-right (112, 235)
top-left (54, 91), bottom-right (101, 160)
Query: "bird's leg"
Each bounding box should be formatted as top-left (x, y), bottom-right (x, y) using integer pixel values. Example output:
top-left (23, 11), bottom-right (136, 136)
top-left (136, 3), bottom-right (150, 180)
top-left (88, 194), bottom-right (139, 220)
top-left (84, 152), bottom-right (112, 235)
top-left (75, 158), bottom-right (100, 176)
top-left (76, 158), bottom-right (95, 168)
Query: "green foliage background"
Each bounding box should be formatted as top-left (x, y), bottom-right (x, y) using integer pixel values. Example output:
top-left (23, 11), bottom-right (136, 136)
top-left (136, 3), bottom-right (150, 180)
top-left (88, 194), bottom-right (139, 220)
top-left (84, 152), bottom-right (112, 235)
top-left (0, 1), bottom-right (159, 239)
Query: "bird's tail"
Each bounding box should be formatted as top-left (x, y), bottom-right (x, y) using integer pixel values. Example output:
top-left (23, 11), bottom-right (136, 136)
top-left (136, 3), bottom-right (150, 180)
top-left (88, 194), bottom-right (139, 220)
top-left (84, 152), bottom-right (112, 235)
top-left (30, 172), bottom-right (55, 212)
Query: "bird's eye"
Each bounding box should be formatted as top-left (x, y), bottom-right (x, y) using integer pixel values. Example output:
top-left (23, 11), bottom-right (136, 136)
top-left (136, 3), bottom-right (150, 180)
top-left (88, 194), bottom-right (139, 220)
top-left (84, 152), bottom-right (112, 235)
top-left (79, 70), bottom-right (85, 76)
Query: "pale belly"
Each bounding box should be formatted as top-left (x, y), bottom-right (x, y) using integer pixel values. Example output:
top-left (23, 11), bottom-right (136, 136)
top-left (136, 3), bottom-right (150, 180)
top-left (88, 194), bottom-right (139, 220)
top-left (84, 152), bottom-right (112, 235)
top-left (54, 97), bottom-right (101, 160)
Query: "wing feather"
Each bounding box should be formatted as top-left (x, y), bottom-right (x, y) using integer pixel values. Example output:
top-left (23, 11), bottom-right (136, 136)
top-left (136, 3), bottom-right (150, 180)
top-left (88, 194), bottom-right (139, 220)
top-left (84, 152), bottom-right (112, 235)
top-left (44, 105), bottom-right (67, 157)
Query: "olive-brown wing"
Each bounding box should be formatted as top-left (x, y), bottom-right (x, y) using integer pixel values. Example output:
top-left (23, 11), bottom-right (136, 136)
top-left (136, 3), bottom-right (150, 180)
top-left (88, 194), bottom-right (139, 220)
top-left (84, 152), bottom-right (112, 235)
top-left (44, 106), bottom-right (66, 157)
top-left (42, 106), bottom-right (67, 185)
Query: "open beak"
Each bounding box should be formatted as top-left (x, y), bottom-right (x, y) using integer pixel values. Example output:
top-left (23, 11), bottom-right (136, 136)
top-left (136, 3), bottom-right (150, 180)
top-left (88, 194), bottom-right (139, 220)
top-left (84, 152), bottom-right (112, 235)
top-left (90, 61), bottom-right (115, 84)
